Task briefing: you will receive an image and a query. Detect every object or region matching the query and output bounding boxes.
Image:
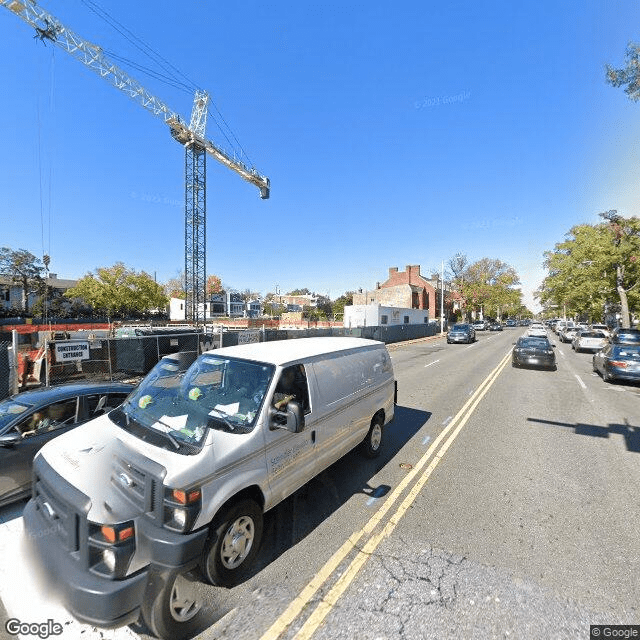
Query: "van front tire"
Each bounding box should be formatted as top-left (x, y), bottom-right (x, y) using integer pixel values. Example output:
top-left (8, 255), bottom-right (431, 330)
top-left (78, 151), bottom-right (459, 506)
top-left (141, 570), bottom-right (205, 640)
top-left (201, 499), bottom-right (263, 588)
top-left (361, 415), bottom-right (384, 458)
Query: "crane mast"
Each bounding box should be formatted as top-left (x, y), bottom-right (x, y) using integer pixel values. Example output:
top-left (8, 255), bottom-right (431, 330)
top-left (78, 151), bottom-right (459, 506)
top-left (2, 0), bottom-right (270, 322)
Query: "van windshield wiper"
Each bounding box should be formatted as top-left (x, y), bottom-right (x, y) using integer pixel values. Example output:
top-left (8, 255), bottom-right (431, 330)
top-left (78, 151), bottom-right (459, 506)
top-left (208, 408), bottom-right (235, 431)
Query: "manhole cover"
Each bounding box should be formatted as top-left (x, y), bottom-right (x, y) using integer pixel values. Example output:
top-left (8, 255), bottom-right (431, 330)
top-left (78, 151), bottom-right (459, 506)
top-left (399, 463), bottom-right (413, 470)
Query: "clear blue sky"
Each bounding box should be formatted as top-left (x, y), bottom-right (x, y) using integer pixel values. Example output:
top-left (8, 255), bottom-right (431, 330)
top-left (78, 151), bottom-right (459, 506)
top-left (2, 0), bottom-right (640, 311)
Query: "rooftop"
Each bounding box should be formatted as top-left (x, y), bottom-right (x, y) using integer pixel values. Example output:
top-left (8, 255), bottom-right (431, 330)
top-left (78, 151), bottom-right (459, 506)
top-left (207, 337), bottom-right (383, 366)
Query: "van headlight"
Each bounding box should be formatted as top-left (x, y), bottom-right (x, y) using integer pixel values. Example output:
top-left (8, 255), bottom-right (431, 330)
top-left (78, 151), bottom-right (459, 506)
top-left (88, 520), bottom-right (135, 579)
top-left (102, 548), bottom-right (117, 572)
top-left (163, 487), bottom-right (201, 533)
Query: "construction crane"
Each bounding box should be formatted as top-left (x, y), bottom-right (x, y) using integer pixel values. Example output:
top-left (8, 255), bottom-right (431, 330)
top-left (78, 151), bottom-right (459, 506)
top-left (2, 0), bottom-right (270, 323)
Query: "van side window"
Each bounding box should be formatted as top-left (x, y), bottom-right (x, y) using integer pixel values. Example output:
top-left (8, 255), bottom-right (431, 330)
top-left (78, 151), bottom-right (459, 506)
top-left (273, 364), bottom-right (311, 414)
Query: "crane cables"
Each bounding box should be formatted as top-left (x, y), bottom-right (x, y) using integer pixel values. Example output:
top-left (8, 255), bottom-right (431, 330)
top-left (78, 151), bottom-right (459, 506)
top-left (77, 0), bottom-right (254, 167)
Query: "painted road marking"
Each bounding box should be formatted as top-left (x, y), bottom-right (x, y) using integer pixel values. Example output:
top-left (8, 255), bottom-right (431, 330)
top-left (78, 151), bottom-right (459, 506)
top-left (424, 359), bottom-right (440, 368)
top-left (574, 374), bottom-right (586, 390)
top-left (260, 349), bottom-right (513, 640)
top-left (558, 349), bottom-right (566, 359)
top-left (291, 349), bottom-right (513, 640)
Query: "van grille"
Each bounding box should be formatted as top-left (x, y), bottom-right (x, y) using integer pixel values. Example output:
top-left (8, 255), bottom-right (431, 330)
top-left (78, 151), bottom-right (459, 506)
top-left (110, 455), bottom-right (164, 520)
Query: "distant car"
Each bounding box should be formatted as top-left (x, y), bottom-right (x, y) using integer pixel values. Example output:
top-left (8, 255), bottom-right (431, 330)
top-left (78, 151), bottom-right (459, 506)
top-left (472, 321), bottom-right (486, 331)
top-left (610, 328), bottom-right (640, 345)
top-left (505, 319), bottom-right (517, 327)
top-left (590, 324), bottom-right (610, 338)
top-left (527, 325), bottom-right (547, 338)
top-left (593, 343), bottom-right (640, 383)
top-left (0, 382), bottom-right (134, 507)
top-left (559, 326), bottom-right (579, 343)
top-left (572, 330), bottom-right (607, 353)
top-left (447, 323), bottom-right (476, 344)
top-left (512, 336), bottom-right (556, 370)
top-left (489, 322), bottom-right (503, 331)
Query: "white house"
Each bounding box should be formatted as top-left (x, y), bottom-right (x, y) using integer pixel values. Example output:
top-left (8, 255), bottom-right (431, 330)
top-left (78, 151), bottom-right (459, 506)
top-left (343, 304), bottom-right (430, 328)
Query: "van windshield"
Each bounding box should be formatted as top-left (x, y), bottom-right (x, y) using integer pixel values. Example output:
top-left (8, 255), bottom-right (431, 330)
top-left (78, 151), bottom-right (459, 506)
top-left (116, 355), bottom-right (274, 449)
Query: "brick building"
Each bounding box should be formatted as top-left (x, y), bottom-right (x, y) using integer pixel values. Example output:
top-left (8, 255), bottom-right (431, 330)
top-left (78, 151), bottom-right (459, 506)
top-left (353, 265), bottom-right (437, 320)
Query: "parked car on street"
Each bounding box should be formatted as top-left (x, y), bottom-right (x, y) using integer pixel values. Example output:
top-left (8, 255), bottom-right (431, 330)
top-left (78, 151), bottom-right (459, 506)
top-left (610, 328), bottom-right (640, 345)
top-left (0, 381), bottom-right (134, 507)
top-left (489, 322), bottom-right (503, 331)
top-left (559, 326), bottom-right (579, 343)
top-left (590, 324), bottom-right (610, 338)
top-left (572, 330), bottom-right (607, 353)
top-left (447, 323), bottom-right (476, 344)
top-left (593, 343), bottom-right (640, 383)
top-left (472, 320), bottom-right (487, 331)
top-left (505, 319), bottom-right (517, 327)
top-left (512, 336), bottom-right (556, 370)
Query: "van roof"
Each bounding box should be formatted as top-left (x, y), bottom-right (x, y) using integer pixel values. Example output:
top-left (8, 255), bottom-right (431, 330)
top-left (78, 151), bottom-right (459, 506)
top-left (205, 337), bottom-right (385, 366)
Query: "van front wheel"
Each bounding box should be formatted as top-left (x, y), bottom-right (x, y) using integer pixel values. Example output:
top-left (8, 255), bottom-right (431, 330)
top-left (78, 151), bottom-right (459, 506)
top-left (361, 415), bottom-right (383, 458)
top-left (201, 499), bottom-right (263, 587)
top-left (141, 570), bottom-right (206, 640)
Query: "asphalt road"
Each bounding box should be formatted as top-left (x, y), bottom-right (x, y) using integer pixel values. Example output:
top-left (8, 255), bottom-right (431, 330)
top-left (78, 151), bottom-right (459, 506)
top-left (1, 328), bottom-right (638, 640)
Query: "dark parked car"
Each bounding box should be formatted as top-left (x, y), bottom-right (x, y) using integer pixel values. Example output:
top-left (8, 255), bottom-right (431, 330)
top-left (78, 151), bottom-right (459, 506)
top-left (593, 343), bottom-right (640, 383)
top-left (489, 322), bottom-right (503, 331)
top-left (512, 336), bottom-right (556, 370)
top-left (505, 319), bottom-right (517, 327)
top-left (447, 323), bottom-right (476, 344)
top-left (0, 382), bottom-right (133, 507)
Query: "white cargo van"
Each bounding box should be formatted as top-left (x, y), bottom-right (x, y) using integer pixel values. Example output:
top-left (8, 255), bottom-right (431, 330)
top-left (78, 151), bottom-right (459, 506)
top-left (24, 337), bottom-right (395, 639)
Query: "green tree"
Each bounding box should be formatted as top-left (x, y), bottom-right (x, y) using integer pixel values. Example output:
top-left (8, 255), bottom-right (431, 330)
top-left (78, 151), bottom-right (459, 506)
top-left (288, 288), bottom-right (311, 296)
top-left (606, 43), bottom-right (640, 101)
top-left (0, 247), bottom-right (45, 314)
top-left (541, 215), bottom-right (640, 327)
top-left (65, 263), bottom-right (168, 319)
top-left (331, 291), bottom-right (354, 318)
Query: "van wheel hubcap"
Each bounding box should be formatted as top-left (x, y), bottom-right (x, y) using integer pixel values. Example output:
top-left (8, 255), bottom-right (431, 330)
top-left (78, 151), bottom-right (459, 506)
top-left (221, 516), bottom-right (254, 569)
top-left (370, 424), bottom-right (382, 450)
top-left (170, 574), bottom-right (201, 623)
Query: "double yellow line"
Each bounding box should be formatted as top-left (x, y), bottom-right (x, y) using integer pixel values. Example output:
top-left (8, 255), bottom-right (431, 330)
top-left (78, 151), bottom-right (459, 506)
top-left (261, 349), bottom-right (512, 640)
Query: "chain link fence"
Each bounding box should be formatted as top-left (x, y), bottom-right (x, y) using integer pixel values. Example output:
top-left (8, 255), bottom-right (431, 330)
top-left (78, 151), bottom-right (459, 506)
top-left (0, 322), bottom-right (443, 400)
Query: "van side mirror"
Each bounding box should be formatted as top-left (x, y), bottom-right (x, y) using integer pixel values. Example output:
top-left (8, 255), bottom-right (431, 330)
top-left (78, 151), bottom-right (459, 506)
top-left (270, 400), bottom-right (305, 433)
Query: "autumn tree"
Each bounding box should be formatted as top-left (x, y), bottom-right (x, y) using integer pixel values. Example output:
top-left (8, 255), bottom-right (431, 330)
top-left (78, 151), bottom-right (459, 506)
top-left (0, 247), bottom-right (45, 314)
top-left (164, 271), bottom-right (186, 300)
top-left (65, 263), bottom-right (168, 319)
top-left (206, 274), bottom-right (223, 296)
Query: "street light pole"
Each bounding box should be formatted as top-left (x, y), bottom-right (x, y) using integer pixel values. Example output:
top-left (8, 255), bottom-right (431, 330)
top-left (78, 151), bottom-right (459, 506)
top-left (440, 260), bottom-right (444, 334)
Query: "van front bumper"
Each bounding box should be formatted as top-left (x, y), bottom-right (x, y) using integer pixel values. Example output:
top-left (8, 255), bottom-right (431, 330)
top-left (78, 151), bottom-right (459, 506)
top-left (23, 498), bottom-right (209, 628)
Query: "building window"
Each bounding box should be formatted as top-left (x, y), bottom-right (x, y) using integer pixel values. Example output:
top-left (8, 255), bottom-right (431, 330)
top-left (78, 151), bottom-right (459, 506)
top-left (381, 315), bottom-right (388, 325)
top-left (404, 316), bottom-right (409, 324)
top-left (411, 292), bottom-right (419, 308)
top-left (180, 303), bottom-right (183, 310)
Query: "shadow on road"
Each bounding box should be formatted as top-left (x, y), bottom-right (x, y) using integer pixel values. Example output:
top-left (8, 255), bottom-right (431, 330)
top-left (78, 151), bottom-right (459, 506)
top-left (527, 416), bottom-right (640, 453)
top-left (255, 404), bottom-right (431, 576)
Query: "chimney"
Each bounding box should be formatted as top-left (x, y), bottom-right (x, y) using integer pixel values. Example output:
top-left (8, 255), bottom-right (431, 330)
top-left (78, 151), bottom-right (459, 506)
top-left (388, 267), bottom-right (398, 278)
top-left (376, 282), bottom-right (380, 289)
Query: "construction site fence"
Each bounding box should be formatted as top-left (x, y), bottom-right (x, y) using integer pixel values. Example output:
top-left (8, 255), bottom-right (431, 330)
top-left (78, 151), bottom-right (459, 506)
top-left (0, 322), bottom-right (444, 400)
